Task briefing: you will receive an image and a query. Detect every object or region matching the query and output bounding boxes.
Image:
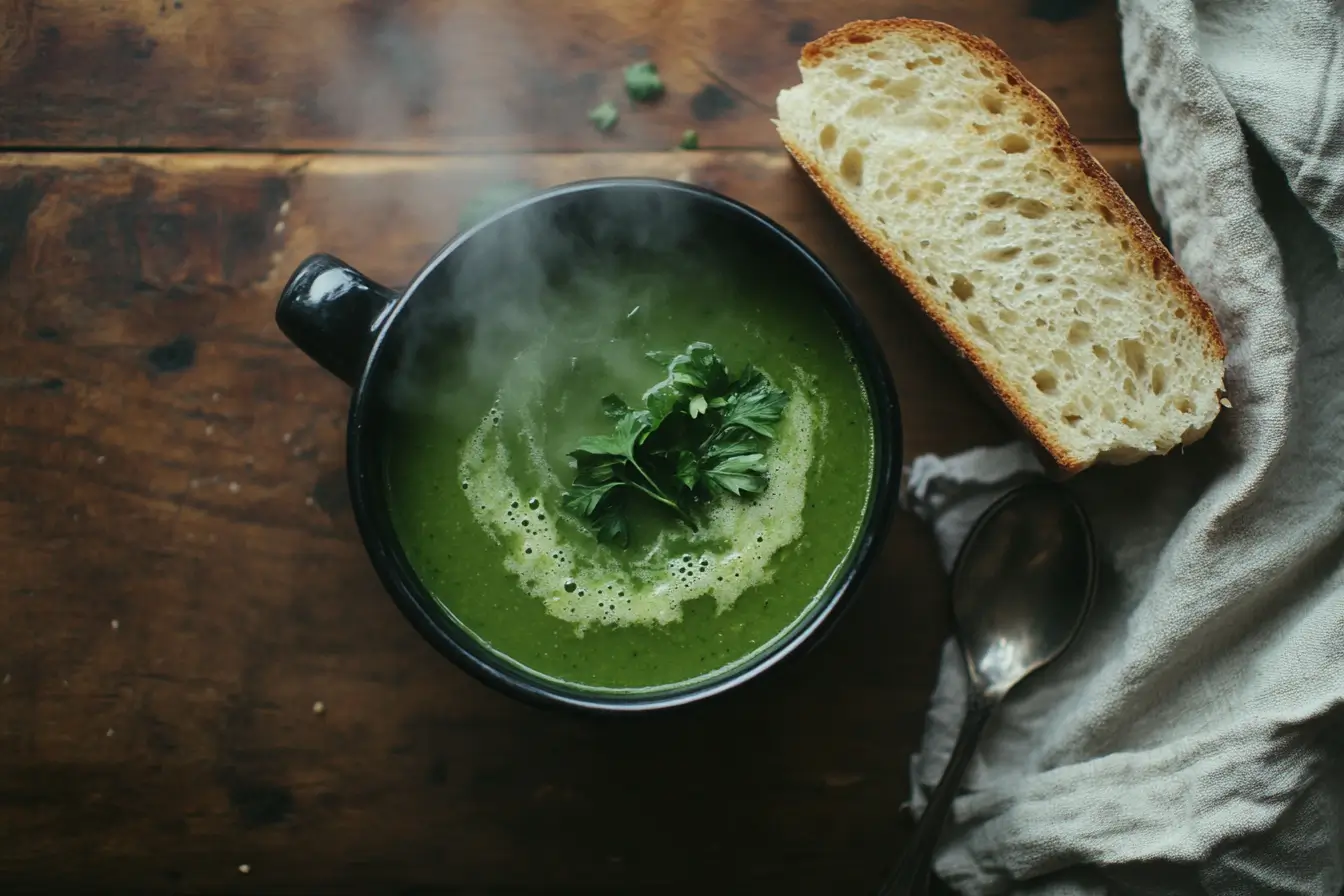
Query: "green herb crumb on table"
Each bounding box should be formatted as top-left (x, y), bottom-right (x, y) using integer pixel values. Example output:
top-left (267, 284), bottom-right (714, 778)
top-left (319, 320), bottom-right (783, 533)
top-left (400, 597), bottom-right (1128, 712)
top-left (588, 100), bottom-right (620, 133)
top-left (624, 61), bottom-right (665, 103)
top-left (678, 129), bottom-right (699, 150)
top-left (561, 342), bottom-right (789, 547)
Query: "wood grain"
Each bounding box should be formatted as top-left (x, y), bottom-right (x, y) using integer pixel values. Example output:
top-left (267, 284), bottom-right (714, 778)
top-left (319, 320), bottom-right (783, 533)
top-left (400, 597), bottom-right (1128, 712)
top-left (0, 0), bottom-right (1135, 152)
top-left (0, 145), bottom-right (1150, 893)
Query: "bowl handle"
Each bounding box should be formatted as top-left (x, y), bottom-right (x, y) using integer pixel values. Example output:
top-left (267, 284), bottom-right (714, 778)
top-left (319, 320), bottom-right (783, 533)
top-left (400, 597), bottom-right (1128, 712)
top-left (275, 253), bottom-right (400, 386)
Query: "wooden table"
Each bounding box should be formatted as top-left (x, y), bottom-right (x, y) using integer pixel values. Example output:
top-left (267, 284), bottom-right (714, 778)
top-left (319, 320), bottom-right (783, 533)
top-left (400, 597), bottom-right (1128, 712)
top-left (0, 2), bottom-right (1149, 892)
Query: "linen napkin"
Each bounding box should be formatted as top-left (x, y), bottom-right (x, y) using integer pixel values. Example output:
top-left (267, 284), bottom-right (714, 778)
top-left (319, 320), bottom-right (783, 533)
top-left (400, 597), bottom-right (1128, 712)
top-left (904, 1), bottom-right (1344, 892)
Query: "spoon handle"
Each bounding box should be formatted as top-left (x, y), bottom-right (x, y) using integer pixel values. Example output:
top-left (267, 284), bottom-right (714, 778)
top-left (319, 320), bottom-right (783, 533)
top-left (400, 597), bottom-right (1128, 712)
top-left (878, 695), bottom-right (996, 896)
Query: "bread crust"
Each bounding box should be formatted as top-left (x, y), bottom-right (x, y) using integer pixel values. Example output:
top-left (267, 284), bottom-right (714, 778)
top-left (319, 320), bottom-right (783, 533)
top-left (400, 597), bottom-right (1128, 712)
top-left (784, 18), bottom-right (1226, 472)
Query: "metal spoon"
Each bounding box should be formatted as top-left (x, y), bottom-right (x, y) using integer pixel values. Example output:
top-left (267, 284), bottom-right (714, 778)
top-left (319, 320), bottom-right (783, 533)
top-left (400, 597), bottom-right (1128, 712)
top-left (879, 479), bottom-right (1098, 895)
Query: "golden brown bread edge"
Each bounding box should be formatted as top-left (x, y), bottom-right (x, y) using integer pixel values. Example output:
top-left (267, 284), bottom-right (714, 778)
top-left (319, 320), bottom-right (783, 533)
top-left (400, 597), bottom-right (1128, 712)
top-left (780, 18), bottom-right (1227, 474)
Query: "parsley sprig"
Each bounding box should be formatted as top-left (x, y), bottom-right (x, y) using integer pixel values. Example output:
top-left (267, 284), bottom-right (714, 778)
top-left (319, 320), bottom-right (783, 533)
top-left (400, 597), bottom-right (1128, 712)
top-left (561, 343), bottom-right (789, 547)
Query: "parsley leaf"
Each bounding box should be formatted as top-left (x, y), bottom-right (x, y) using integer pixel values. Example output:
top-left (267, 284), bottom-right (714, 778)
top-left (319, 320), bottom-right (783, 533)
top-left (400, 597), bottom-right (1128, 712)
top-left (573, 411), bottom-right (649, 459)
top-left (560, 479), bottom-right (623, 517)
top-left (720, 364), bottom-right (790, 438)
top-left (590, 496), bottom-right (630, 547)
top-left (601, 393), bottom-right (630, 421)
top-left (701, 452), bottom-right (768, 497)
top-left (562, 343), bottom-right (790, 546)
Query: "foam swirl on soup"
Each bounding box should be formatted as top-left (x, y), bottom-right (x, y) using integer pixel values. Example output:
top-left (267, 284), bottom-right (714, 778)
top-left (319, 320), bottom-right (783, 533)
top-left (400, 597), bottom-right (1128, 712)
top-left (458, 370), bottom-right (819, 632)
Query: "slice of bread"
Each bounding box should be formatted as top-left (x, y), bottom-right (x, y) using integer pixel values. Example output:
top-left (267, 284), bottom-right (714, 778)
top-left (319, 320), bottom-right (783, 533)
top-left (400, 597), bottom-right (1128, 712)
top-left (775, 19), bottom-right (1227, 473)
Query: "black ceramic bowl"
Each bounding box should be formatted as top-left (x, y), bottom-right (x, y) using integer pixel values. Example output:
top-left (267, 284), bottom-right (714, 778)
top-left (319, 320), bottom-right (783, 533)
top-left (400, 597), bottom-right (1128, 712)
top-left (275, 178), bottom-right (900, 712)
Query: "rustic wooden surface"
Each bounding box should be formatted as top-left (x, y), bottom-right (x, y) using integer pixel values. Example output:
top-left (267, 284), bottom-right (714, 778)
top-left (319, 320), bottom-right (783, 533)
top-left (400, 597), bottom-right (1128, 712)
top-left (0, 2), bottom-right (1147, 893)
top-left (1, 0), bottom-right (1132, 151)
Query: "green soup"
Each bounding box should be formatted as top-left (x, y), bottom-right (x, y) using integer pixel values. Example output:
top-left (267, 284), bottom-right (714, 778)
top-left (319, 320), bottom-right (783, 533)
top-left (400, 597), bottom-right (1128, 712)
top-left (384, 241), bottom-right (874, 693)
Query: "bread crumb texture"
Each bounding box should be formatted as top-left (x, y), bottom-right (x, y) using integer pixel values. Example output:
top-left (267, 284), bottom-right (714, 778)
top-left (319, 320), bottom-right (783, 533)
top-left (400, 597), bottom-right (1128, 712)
top-left (776, 19), bottom-right (1226, 471)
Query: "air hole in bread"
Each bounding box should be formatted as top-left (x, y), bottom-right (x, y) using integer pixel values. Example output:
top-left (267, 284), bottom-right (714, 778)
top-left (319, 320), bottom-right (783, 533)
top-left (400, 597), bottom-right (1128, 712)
top-left (980, 93), bottom-right (1005, 114)
top-left (986, 246), bottom-right (1023, 262)
top-left (1052, 350), bottom-right (1074, 371)
top-left (1123, 377), bottom-right (1138, 398)
top-left (979, 64), bottom-right (994, 77)
top-left (866, 48), bottom-right (886, 58)
top-left (840, 147), bottom-right (864, 186)
top-left (918, 111), bottom-right (951, 130)
top-left (1062, 183), bottom-right (1077, 195)
top-left (1174, 307), bottom-right (1187, 319)
top-left (967, 314), bottom-right (994, 344)
top-left (1101, 402), bottom-right (1116, 421)
top-left (1151, 364), bottom-right (1167, 395)
top-left (930, 180), bottom-right (946, 195)
top-left (836, 63), bottom-right (865, 81)
top-left (1099, 205), bottom-right (1118, 225)
top-left (951, 275), bottom-right (974, 300)
top-left (925, 275), bottom-right (939, 287)
top-left (981, 219), bottom-right (1007, 237)
top-left (1001, 134), bottom-right (1031, 153)
top-left (999, 308), bottom-right (1019, 324)
top-left (1120, 339), bottom-right (1147, 376)
top-left (868, 76), bottom-right (890, 89)
top-left (929, 55), bottom-right (944, 65)
top-left (1121, 416), bottom-right (1139, 429)
top-left (920, 239), bottom-right (930, 248)
top-left (1093, 344), bottom-right (1110, 361)
top-left (1067, 321), bottom-right (1091, 345)
top-left (1052, 146), bottom-right (1067, 161)
top-left (1036, 273), bottom-right (1057, 285)
top-left (1017, 198), bottom-right (1050, 219)
top-left (1014, 282), bottom-right (1025, 292)
top-left (1101, 297), bottom-right (1123, 311)
top-left (996, 83), bottom-right (1009, 94)
top-left (973, 315), bottom-right (994, 343)
top-left (1033, 370), bottom-right (1059, 394)
top-left (1120, 238), bottom-right (1132, 251)
top-left (819, 124), bottom-right (838, 151)
top-left (905, 58), bottom-right (926, 70)
top-left (1063, 289), bottom-right (1081, 303)
top-left (1175, 397), bottom-right (1194, 413)
top-left (978, 157), bottom-right (1005, 170)
top-left (885, 76), bottom-right (921, 99)
top-left (1031, 253), bottom-right (1061, 268)
top-left (1021, 112), bottom-right (1038, 126)
top-left (1151, 256), bottom-right (1166, 280)
top-left (983, 190), bottom-right (1014, 209)
top-left (850, 34), bottom-right (874, 45)
top-left (972, 123), bottom-right (988, 135)
top-left (851, 97), bottom-right (887, 118)
top-left (901, 249), bottom-right (915, 263)
top-left (1035, 318), bottom-right (1048, 328)
top-left (1063, 412), bottom-right (1083, 426)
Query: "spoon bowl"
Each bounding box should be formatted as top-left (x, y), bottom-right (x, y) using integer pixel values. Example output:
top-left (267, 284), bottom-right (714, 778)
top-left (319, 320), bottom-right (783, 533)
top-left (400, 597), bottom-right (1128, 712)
top-left (880, 478), bottom-right (1097, 895)
top-left (952, 481), bottom-right (1097, 697)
